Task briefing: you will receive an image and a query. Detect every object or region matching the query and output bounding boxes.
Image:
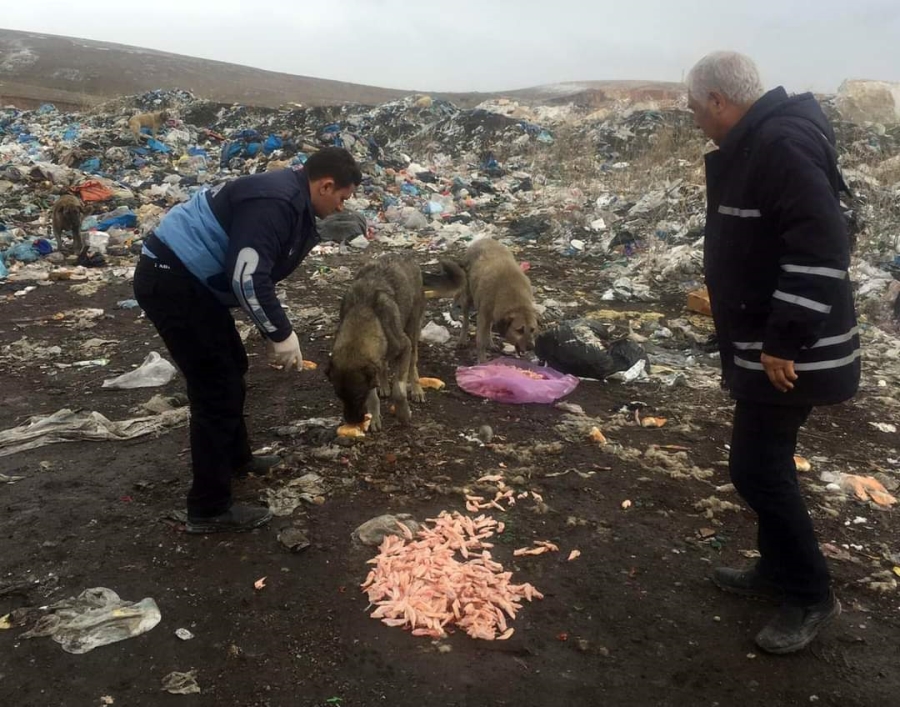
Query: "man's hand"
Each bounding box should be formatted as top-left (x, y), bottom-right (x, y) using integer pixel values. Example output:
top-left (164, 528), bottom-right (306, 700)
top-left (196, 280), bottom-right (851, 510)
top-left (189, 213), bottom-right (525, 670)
top-left (760, 352), bottom-right (797, 392)
top-left (267, 332), bottom-right (303, 371)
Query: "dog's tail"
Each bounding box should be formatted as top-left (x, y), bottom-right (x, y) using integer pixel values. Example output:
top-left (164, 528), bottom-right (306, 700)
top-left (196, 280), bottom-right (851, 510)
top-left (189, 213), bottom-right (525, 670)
top-left (423, 259), bottom-right (466, 299)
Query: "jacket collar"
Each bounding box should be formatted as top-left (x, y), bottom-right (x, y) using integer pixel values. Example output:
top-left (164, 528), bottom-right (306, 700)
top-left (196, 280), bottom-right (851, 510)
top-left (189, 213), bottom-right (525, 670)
top-left (719, 86), bottom-right (789, 154)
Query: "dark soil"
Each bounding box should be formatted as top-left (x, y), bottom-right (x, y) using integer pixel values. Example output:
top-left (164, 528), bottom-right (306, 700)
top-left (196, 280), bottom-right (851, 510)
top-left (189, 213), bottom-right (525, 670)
top-left (1, 246), bottom-right (898, 707)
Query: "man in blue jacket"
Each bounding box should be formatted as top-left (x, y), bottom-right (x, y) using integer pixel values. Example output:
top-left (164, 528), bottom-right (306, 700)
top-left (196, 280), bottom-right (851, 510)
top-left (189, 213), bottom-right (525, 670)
top-left (134, 147), bottom-right (362, 534)
top-left (687, 52), bottom-right (859, 654)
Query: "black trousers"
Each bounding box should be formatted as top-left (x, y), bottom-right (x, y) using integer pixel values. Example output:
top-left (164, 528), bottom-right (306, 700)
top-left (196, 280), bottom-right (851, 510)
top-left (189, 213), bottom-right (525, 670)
top-left (729, 401), bottom-right (830, 605)
top-left (133, 255), bottom-right (252, 517)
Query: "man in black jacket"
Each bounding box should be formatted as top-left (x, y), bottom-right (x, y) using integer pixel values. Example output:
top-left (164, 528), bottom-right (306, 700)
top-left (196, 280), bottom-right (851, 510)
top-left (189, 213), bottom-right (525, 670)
top-left (134, 147), bottom-right (362, 534)
top-left (687, 52), bottom-right (859, 654)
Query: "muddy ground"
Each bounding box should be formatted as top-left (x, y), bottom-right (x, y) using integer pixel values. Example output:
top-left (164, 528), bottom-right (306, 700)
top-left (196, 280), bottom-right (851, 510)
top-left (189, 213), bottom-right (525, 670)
top-left (1, 245), bottom-right (898, 707)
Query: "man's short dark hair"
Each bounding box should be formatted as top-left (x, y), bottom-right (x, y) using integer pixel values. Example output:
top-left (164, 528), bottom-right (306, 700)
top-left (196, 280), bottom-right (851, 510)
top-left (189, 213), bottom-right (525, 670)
top-left (305, 147), bottom-right (362, 188)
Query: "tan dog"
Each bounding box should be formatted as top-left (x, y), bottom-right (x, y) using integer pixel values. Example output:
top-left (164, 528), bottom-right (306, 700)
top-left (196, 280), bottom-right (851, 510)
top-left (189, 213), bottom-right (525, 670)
top-left (51, 194), bottom-right (85, 256)
top-left (426, 238), bottom-right (539, 363)
top-left (326, 254), bottom-right (464, 432)
top-left (128, 110), bottom-right (169, 143)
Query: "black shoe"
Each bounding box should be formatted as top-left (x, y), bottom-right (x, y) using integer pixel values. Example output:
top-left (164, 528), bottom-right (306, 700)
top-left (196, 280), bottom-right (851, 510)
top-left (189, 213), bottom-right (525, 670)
top-left (234, 455), bottom-right (281, 479)
top-left (186, 504), bottom-right (272, 534)
top-left (712, 566), bottom-right (784, 602)
top-left (755, 592), bottom-right (841, 655)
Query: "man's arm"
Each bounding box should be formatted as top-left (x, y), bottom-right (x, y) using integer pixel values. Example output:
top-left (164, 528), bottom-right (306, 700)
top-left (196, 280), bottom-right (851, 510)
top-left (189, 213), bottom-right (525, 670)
top-left (760, 135), bottom-right (850, 363)
top-left (225, 198), bottom-right (294, 342)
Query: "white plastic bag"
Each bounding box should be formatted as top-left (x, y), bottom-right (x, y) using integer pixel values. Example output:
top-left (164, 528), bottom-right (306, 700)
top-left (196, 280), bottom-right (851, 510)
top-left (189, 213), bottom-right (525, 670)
top-left (102, 352), bottom-right (176, 389)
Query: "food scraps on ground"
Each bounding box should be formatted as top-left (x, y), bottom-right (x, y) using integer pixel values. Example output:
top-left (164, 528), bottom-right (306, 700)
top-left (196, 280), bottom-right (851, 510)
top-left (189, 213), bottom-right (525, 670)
top-left (362, 512), bottom-right (543, 640)
top-left (513, 540), bottom-right (560, 557)
top-left (337, 414), bottom-right (372, 438)
top-left (253, 577), bottom-right (267, 590)
top-left (418, 377), bottom-right (446, 390)
top-left (567, 550), bottom-right (581, 561)
top-left (640, 416), bottom-right (667, 428)
top-left (840, 474), bottom-right (897, 507)
top-left (793, 456), bottom-right (812, 472)
top-left (589, 427), bottom-right (608, 445)
top-left (621, 500), bottom-right (633, 509)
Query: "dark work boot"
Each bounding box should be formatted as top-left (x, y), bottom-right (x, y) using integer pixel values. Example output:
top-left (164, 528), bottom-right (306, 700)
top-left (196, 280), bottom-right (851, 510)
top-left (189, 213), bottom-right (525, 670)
top-left (234, 455), bottom-right (281, 479)
top-left (755, 591), bottom-right (841, 654)
top-left (186, 504), bottom-right (272, 534)
top-left (712, 566), bottom-right (784, 602)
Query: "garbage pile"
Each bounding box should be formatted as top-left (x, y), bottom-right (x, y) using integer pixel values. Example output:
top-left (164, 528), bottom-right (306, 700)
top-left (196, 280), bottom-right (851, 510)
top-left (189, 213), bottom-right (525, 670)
top-left (1, 87), bottom-right (898, 330)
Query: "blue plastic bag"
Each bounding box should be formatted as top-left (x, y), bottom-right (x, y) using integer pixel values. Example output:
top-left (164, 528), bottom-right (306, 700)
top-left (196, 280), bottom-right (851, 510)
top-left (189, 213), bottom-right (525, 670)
top-left (97, 213), bottom-right (137, 231)
top-left (147, 138), bottom-right (170, 153)
top-left (80, 157), bottom-right (101, 173)
top-left (401, 183), bottom-right (419, 196)
top-left (245, 142), bottom-right (262, 157)
top-left (5, 241), bottom-right (39, 263)
top-left (264, 135), bottom-right (283, 154)
top-left (0, 255), bottom-right (7, 280)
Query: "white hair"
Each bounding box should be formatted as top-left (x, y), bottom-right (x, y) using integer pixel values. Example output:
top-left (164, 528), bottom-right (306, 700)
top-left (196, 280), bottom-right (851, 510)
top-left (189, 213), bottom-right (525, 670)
top-left (686, 51), bottom-right (765, 106)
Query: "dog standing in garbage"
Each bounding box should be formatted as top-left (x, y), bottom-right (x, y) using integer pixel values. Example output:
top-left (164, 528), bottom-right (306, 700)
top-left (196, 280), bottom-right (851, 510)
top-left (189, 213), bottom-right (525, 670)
top-left (424, 238), bottom-right (539, 363)
top-left (51, 194), bottom-right (85, 257)
top-left (326, 255), bottom-right (464, 431)
top-left (128, 110), bottom-right (169, 143)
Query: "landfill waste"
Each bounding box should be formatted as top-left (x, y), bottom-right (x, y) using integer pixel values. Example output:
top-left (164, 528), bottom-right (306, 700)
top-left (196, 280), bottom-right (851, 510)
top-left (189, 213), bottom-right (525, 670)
top-left (264, 473), bottom-right (326, 516)
top-left (420, 321), bottom-right (451, 345)
top-left (0, 408), bottom-right (189, 457)
top-left (101, 352), bottom-right (177, 389)
top-left (352, 514), bottom-right (421, 547)
top-left (535, 319), bottom-right (649, 380)
top-left (175, 628), bottom-right (194, 641)
top-left (17, 587), bottom-right (160, 654)
top-left (162, 670), bottom-right (201, 696)
top-left (318, 211), bottom-right (368, 243)
top-left (456, 358), bottom-right (579, 404)
top-left (278, 526), bottom-right (312, 553)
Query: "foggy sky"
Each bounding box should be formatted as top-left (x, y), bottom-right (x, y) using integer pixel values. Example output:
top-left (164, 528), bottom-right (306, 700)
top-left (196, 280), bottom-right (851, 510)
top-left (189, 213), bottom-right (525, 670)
top-left (4, 0), bottom-right (899, 93)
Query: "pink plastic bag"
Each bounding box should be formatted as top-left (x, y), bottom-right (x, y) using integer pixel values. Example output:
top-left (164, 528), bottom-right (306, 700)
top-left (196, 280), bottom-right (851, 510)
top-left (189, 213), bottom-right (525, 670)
top-left (455, 357), bottom-right (579, 404)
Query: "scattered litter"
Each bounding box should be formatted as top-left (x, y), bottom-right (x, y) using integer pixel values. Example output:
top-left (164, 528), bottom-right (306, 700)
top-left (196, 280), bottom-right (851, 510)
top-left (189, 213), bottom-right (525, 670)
top-left (278, 526), bottom-right (311, 553)
top-left (840, 475), bottom-right (897, 507)
top-left (420, 322), bottom-right (451, 345)
top-left (101, 352), bottom-right (177, 389)
top-left (0, 408), bottom-right (188, 457)
top-left (19, 587), bottom-right (160, 654)
top-left (353, 514), bottom-right (421, 547)
top-left (264, 473), bottom-right (326, 516)
top-left (456, 357), bottom-right (578, 404)
top-left (640, 416), bottom-right (667, 428)
top-left (254, 577), bottom-right (267, 590)
top-left (513, 540), bottom-right (559, 556)
top-left (161, 670), bottom-right (201, 696)
top-left (555, 402), bottom-right (584, 415)
top-left (535, 319), bottom-right (648, 380)
top-left (621, 500), bottom-right (632, 509)
top-left (869, 422), bottom-right (897, 434)
top-left (686, 287), bottom-right (712, 316)
top-left (175, 628), bottom-right (194, 641)
top-left (568, 550), bottom-right (581, 561)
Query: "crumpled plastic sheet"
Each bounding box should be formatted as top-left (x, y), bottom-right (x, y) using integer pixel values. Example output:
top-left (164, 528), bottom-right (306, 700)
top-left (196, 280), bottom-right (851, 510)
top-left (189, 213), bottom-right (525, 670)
top-left (456, 357), bottom-right (579, 404)
top-left (0, 407), bottom-right (189, 457)
top-left (101, 352), bottom-right (177, 389)
top-left (20, 587), bottom-right (161, 654)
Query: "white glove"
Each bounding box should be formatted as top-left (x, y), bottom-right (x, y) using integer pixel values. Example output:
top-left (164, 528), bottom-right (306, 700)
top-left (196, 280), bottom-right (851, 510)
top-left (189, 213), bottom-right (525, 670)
top-left (267, 331), bottom-right (303, 371)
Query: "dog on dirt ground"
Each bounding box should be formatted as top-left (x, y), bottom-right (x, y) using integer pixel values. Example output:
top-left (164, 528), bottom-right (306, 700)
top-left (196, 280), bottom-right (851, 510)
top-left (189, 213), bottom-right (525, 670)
top-left (325, 254), bottom-right (464, 432)
top-left (128, 110), bottom-right (169, 143)
top-left (424, 238), bottom-right (538, 363)
top-left (51, 194), bottom-right (85, 257)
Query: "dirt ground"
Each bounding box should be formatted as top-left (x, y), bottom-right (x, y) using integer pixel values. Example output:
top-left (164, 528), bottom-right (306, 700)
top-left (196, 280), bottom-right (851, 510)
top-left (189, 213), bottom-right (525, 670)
top-left (1, 245), bottom-right (898, 707)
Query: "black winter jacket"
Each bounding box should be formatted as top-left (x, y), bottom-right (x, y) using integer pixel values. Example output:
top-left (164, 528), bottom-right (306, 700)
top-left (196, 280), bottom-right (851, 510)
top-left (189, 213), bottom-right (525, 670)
top-left (703, 87), bottom-right (860, 406)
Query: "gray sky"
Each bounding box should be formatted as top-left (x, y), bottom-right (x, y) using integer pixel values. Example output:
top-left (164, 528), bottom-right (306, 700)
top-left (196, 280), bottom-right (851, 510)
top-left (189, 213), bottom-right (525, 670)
top-left (4, 0), bottom-right (900, 93)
